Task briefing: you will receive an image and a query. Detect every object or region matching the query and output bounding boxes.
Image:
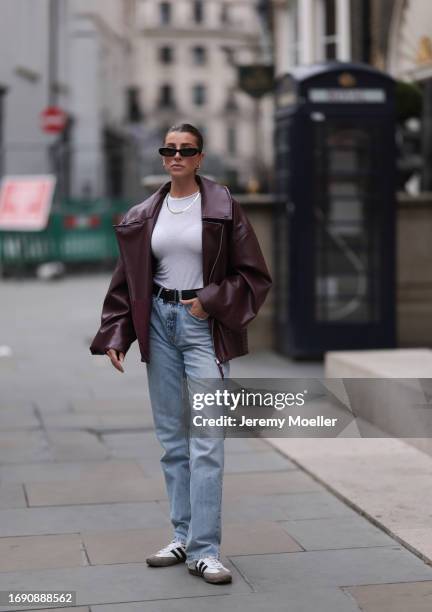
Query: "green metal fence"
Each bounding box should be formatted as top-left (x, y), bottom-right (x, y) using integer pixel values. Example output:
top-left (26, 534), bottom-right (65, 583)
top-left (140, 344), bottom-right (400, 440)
top-left (0, 199), bottom-right (130, 272)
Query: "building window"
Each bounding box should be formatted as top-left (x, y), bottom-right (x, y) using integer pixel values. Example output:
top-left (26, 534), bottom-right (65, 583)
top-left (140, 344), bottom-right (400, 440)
top-left (324, 0), bottom-right (337, 58)
top-left (159, 84), bottom-right (175, 108)
top-left (221, 3), bottom-right (229, 24)
top-left (160, 2), bottom-right (171, 25)
top-left (225, 89), bottom-right (238, 112)
top-left (287, 0), bottom-right (300, 66)
top-left (192, 84), bottom-right (206, 106)
top-left (227, 126), bottom-right (236, 155)
top-left (159, 46), bottom-right (173, 64)
top-left (317, 0), bottom-right (337, 60)
top-left (126, 86), bottom-right (144, 122)
top-left (192, 46), bottom-right (206, 65)
top-left (193, 1), bottom-right (204, 24)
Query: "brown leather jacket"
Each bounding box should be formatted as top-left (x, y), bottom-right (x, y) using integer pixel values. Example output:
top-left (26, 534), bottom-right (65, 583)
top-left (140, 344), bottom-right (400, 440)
top-left (89, 175), bottom-right (272, 366)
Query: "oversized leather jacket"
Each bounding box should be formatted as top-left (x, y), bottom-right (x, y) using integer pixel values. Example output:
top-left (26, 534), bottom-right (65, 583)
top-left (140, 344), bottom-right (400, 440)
top-left (89, 175), bottom-right (272, 370)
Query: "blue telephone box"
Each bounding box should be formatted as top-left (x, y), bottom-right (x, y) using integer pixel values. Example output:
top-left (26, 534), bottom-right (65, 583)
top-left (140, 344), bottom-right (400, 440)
top-left (274, 62), bottom-right (396, 358)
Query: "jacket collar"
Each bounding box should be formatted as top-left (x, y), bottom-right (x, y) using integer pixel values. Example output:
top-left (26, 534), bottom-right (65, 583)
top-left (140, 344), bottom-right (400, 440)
top-left (128, 175), bottom-right (233, 222)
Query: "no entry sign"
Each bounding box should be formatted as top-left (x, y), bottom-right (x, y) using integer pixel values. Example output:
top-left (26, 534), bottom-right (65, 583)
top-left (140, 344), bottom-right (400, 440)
top-left (40, 106), bottom-right (67, 134)
top-left (0, 175), bottom-right (56, 230)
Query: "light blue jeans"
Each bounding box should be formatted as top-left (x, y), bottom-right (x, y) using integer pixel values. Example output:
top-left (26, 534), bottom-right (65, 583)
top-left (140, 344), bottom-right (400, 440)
top-left (146, 293), bottom-right (230, 562)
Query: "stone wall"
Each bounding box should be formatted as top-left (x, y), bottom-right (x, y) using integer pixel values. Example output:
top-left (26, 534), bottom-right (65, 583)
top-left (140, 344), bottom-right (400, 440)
top-left (235, 195), bottom-right (274, 353)
top-left (397, 192), bottom-right (432, 347)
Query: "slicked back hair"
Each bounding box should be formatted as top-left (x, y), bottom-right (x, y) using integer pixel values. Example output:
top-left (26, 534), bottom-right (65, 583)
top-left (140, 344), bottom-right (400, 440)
top-left (165, 123), bottom-right (204, 152)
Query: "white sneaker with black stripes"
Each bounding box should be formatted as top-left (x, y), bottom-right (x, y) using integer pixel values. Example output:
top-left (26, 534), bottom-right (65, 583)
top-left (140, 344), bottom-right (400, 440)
top-left (146, 538), bottom-right (187, 567)
top-left (187, 557), bottom-right (232, 584)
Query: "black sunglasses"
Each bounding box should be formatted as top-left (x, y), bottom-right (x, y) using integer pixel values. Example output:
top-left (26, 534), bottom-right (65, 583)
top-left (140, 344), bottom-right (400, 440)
top-left (159, 147), bottom-right (201, 157)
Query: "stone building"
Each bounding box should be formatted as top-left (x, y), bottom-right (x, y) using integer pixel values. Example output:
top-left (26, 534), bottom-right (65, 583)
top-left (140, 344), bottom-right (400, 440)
top-left (134, 0), bottom-right (274, 191)
top-left (0, 0), bottom-right (140, 200)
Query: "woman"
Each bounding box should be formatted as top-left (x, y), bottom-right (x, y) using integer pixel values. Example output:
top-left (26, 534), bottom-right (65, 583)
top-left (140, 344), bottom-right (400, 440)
top-left (90, 123), bottom-right (272, 584)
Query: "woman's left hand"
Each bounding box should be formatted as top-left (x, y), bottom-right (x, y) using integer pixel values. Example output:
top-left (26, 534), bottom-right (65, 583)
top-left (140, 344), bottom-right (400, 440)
top-left (180, 297), bottom-right (209, 319)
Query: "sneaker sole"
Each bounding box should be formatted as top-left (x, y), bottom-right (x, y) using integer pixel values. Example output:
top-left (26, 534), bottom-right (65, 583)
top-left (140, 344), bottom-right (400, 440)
top-left (188, 567), bottom-right (232, 584)
top-left (146, 556), bottom-right (185, 567)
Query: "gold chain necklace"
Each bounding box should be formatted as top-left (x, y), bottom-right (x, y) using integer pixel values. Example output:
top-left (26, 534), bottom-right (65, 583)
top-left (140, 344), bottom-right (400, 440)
top-left (166, 191), bottom-right (200, 215)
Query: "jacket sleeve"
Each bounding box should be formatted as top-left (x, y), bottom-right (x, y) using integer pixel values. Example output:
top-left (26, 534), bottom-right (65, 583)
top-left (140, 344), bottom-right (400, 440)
top-left (196, 199), bottom-right (272, 331)
top-left (89, 254), bottom-right (137, 356)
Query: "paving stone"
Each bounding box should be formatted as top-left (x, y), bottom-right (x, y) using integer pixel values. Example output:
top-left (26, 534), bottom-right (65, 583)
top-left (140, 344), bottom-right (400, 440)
top-left (0, 484), bottom-right (26, 509)
top-left (41, 411), bottom-right (154, 431)
top-left (345, 580), bottom-right (432, 612)
top-left (395, 527), bottom-right (432, 560)
top-left (0, 561), bottom-right (250, 608)
top-left (39, 413), bottom-right (102, 429)
top-left (221, 520), bottom-right (302, 555)
top-left (0, 502), bottom-right (169, 537)
top-left (45, 431), bottom-right (108, 461)
top-left (70, 399), bottom-right (151, 412)
top-left (35, 397), bottom-right (89, 413)
top-left (267, 438), bottom-right (432, 547)
top-left (82, 521), bottom-right (301, 565)
top-left (221, 491), bottom-right (356, 524)
top-left (25, 475), bottom-right (167, 506)
top-left (264, 491), bottom-right (359, 520)
top-left (90, 588), bottom-right (361, 612)
top-left (136, 457), bottom-right (164, 477)
top-left (222, 471), bottom-right (322, 498)
top-left (224, 437), bottom-right (273, 453)
top-left (138, 447), bottom-right (293, 476)
top-left (101, 432), bottom-right (162, 460)
top-left (0, 461), bottom-right (144, 484)
top-left (32, 609), bottom-right (89, 612)
top-left (101, 432), bottom-right (158, 449)
top-left (280, 516), bottom-right (396, 550)
top-left (97, 412), bottom-right (154, 429)
top-left (0, 605), bottom-right (90, 612)
top-left (0, 608), bottom-right (89, 612)
top-left (0, 534), bottom-right (84, 572)
top-left (102, 433), bottom-right (271, 461)
top-left (83, 527), bottom-right (174, 565)
top-left (0, 399), bottom-right (32, 412)
top-left (224, 450), bottom-right (297, 473)
top-left (0, 431), bottom-right (51, 463)
top-left (0, 408), bottom-right (39, 429)
top-left (231, 547), bottom-right (432, 590)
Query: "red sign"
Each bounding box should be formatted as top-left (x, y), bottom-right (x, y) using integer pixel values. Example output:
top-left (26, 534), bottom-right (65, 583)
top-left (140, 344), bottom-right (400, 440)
top-left (40, 106), bottom-right (67, 134)
top-left (0, 175), bottom-right (56, 231)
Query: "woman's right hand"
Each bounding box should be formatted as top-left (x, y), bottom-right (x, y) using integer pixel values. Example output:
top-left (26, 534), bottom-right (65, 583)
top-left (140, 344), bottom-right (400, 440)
top-left (106, 348), bottom-right (125, 373)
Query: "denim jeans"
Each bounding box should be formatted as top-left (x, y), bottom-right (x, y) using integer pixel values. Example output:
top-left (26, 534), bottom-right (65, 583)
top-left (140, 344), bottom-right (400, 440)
top-left (145, 293), bottom-right (230, 562)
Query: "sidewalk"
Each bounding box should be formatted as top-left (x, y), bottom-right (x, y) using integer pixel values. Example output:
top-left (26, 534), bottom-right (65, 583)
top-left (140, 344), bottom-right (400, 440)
top-left (1, 275), bottom-right (432, 611)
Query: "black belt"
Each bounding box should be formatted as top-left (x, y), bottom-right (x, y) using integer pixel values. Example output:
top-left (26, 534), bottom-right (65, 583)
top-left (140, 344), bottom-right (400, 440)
top-left (152, 282), bottom-right (200, 303)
